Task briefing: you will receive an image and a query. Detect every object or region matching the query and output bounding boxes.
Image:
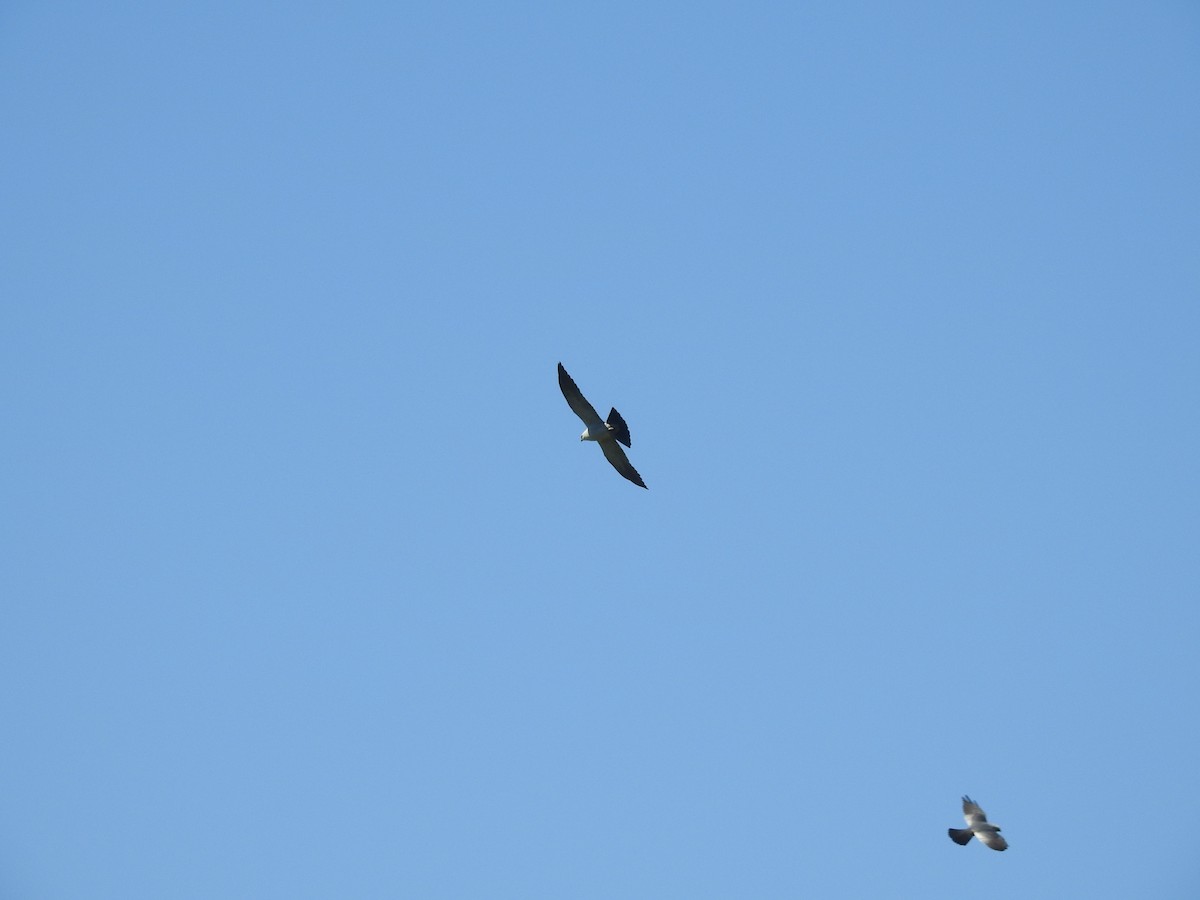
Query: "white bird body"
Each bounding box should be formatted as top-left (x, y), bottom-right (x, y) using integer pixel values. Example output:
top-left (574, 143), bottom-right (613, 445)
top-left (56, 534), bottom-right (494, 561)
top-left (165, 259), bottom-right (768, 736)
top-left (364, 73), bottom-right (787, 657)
top-left (580, 424), bottom-right (612, 442)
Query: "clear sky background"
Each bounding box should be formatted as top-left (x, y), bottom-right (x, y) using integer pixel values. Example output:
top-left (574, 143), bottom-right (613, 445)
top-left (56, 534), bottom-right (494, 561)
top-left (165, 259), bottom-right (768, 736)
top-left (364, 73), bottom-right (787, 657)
top-left (2, 3), bottom-right (1198, 898)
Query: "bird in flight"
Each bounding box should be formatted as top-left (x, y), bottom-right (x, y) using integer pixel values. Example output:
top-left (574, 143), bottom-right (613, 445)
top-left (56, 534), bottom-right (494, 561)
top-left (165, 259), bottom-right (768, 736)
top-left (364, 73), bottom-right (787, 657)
top-left (948, 795), bottom-right (1008, 851)
top-left (557, 362), bottom-right (647, 489)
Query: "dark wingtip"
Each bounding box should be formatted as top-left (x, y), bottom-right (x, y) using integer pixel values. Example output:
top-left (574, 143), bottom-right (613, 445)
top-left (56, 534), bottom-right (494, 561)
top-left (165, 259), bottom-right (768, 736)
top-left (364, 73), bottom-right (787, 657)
top-left (557, 363), bottom-right (575, 395)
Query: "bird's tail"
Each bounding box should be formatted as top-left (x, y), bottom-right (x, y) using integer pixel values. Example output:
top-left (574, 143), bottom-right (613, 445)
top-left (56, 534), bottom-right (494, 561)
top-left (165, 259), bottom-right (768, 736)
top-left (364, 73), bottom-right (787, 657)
top-left (607, 408), bottom-right (632, 448)
top-left (948, 828), bottom-right (974, 846)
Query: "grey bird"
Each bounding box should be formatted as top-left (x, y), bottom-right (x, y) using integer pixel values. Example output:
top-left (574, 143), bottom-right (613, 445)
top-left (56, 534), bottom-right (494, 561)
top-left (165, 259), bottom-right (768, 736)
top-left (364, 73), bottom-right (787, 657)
top-left (557, 362), bottom-right (647, 489)
top-left (948, 795), bottom-right (1008, 851)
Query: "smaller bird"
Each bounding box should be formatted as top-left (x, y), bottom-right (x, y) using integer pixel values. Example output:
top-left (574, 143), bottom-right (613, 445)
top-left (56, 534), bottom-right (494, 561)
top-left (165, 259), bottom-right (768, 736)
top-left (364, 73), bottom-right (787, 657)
top-left (948, 795), bottom-right (1008, 851)
top-left (557, 362), bottom-right (647, 489)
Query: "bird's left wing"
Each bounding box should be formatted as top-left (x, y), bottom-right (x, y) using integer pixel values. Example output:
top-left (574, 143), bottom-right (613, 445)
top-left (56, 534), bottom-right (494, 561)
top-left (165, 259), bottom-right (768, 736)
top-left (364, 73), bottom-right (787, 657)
top-left (979, 832), bottom-right (1008, 851)
top-left (558, 363), bottom-right (604, 428)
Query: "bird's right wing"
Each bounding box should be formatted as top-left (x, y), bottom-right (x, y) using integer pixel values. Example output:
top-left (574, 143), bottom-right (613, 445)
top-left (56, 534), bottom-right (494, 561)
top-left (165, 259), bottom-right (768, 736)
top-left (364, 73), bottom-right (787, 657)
top-left (558, 363), bottom-right (604, 428)
top-left (962, 796), bottom-right (988, 826)
top-left (601, 439), bottom-right (648, 489)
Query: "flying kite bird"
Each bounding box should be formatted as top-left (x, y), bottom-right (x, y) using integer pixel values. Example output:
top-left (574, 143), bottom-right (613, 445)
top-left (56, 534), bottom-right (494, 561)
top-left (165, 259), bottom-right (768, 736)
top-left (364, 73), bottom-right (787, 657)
top-left (557, 362), bottom-right (647, 489)
top-left (948, 795), bottom-right (1008, 851)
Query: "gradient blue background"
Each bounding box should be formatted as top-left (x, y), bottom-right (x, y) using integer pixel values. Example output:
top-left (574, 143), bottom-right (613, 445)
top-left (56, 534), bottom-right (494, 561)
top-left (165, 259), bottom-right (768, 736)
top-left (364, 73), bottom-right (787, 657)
top-left (3, 3), bottom-right (1198, 897)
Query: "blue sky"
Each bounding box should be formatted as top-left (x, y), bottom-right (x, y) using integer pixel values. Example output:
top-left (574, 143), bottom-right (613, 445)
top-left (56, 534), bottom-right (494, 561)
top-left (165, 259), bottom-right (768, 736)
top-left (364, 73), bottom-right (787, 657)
top-left (2, 2), bottom-right (1198, 897)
